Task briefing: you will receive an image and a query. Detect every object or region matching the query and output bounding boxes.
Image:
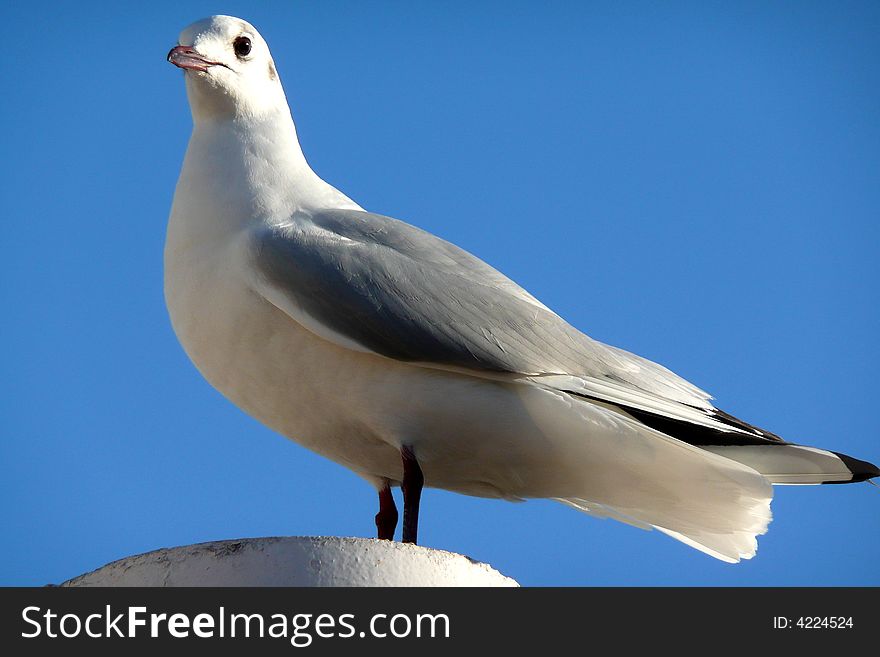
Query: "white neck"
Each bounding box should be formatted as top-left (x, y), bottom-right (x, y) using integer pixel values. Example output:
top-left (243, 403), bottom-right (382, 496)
top-left (169, 104), bottom-right (362, 254)
top-left (202, 108), bottom-right (357, 210)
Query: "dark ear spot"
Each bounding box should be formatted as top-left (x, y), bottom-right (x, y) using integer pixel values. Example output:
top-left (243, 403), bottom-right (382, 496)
top-left (268, 60), bottom-right (277, 80)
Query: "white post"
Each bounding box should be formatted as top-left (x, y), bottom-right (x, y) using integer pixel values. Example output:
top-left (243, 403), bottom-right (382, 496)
top-left (61, 537), bottom-right (519, 587)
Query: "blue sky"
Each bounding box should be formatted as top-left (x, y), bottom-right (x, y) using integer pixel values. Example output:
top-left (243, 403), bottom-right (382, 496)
top-left (2, 1), bottom-right (878, 586)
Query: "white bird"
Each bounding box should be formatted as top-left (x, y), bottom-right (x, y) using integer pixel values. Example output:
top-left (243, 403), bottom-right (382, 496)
top-left (165, 15), bottom-right (877, 562)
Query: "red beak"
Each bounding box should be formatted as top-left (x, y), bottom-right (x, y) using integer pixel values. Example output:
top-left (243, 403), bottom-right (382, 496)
top-left (167, 45), bottom-right (228, 72)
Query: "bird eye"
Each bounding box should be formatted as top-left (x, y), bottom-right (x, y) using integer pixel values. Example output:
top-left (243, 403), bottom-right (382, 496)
top-left (233, 36), bottom-right (252, 58)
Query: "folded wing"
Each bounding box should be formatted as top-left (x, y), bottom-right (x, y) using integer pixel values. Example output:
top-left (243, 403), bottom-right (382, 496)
top-left (250, 208), bottom-right (714, 408)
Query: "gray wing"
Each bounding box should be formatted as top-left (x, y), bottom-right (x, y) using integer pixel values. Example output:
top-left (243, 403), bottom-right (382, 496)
top-left (250, 209), bottom-right (715, 412)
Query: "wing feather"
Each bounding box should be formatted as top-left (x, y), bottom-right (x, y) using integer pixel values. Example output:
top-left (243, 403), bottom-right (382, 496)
top-left (250, 209), bottom-right (715, 411)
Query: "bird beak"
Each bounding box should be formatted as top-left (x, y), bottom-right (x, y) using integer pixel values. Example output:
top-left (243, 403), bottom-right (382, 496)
top-left (167, 45), bottom-right (227, 72)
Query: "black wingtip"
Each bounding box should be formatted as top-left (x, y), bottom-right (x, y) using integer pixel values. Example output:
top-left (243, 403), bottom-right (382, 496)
top-left (830, 452), bottom-right (880, 484)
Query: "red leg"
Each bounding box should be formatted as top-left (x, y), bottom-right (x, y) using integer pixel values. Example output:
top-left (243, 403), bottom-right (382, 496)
top-left (375, 480), bottom-right (398, 540)
top-left (401, 445), bottom-right (424, 544)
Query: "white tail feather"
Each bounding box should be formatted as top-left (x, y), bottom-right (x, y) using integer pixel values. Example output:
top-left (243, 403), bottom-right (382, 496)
top-left (701, 445), bottom-right (852, 484)
top-left (524, 387), bottom-right (774, 563)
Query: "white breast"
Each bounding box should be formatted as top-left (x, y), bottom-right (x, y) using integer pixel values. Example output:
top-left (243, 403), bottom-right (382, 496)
top-left (163, 216), bottom-right (377, 463)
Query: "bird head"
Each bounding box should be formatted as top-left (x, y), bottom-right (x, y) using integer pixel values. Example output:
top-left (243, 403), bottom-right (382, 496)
top-left (168, 15), bottom-right (287, 122)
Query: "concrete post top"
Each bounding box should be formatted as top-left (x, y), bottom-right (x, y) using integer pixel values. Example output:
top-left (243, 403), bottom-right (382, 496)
top-left (61, 536), bottom-right (519, 587)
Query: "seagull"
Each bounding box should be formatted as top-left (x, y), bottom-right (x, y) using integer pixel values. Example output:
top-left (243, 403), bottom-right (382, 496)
top-left (165, 15), bottom-right (878, 563)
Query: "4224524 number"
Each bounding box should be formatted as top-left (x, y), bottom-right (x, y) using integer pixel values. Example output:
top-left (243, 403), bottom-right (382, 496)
top-left (773, 617), bottom-right (853, 630)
